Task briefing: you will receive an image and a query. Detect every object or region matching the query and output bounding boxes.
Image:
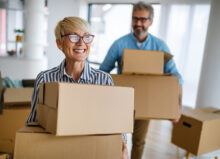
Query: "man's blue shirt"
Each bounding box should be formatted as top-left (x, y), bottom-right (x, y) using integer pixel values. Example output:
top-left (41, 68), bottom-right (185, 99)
top-left (100, 32), bottom-right (183, 84)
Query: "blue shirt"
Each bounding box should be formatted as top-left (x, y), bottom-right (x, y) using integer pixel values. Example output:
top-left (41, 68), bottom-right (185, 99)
top-left (100, 33), bottom-right (183, 84)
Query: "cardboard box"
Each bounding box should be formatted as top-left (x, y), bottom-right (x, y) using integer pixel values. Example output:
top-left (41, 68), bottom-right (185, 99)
top-left (172, 107), bottom-right (220, 155)
top-left (0, 107), bottom-right (30, 153)
top-left (122, 49), bottom-right (173, 75)
top-left (111, 74), bottom-right (179, 120)
top-left (3, 88), bottom-right (33, 106)
top-left (37, 82), bottom-right (134, 136)
top-left (14, 126), bottom-right (122, 159)
top-left (0, 153), bottom-right (10, 159)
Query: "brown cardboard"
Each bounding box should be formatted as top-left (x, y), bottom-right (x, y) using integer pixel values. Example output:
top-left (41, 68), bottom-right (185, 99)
top-left (37, 82), bottom-right (134, 136)
top-left (172, 107), bottom-right (220, 155)
top-left (0, 153), bottom-right (10, 159)
top-left (3, 88), bottom-right (33, 106)
top-left (14, 126), bottom-right (122, 159)
top-left (111, 74), bottom-right (179, 120)
top-left (0, 73), bottom-right (2, 91)
top-left (122, 49), bottom-right (173, 75)
top-left (0, 107), bottom-right (30, 153)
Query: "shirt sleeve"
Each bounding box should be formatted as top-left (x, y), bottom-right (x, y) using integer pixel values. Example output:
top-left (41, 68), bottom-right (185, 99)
top-left (100, 41), bottom-right (119, 73)
top-left (25, 72), bottom-right (44, 125)
top-left (159, 40), bottom-right (183, 85)
top-left (164, 59), bottom-right (183, 85)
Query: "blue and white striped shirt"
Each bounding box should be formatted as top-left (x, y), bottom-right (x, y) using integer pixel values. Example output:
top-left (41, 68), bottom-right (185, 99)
top-left (26, 59), bottom-right (114, 124)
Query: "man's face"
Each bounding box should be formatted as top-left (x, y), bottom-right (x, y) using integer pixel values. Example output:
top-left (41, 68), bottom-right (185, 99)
top-left (132, 9), bottom-right (153, 38)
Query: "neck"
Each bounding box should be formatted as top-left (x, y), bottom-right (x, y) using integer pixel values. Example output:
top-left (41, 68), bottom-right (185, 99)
top-left (65, 58), bottom-right (85, 82)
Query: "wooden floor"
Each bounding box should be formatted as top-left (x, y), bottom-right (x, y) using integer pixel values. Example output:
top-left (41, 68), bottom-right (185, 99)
top-left (126, 120), bottom-right (220, 159)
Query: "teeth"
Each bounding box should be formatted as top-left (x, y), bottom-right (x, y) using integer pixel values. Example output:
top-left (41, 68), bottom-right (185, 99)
top-left (74, 49), bottom-right (84, 53)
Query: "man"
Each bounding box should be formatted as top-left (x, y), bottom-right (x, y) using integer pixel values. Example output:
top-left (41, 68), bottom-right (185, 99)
top-left (100, 1), bottom-right (183, 159)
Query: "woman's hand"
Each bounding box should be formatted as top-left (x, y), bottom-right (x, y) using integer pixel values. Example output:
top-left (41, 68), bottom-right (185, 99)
top-left (122, 138), bottom-right (129, 159)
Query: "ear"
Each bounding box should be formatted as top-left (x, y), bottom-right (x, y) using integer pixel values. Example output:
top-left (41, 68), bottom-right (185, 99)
top-left (56, 39), bottom-right (63, 51)
top-left (149, 19), bottom-right (153, 26)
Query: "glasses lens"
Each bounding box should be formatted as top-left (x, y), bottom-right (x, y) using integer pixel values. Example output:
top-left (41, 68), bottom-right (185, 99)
top-left (83, 35), bottom-right (94, 43)
top-left (69, 34), bottom-right (80, 43)
top-left (132, 16), bottom-right (150, 23)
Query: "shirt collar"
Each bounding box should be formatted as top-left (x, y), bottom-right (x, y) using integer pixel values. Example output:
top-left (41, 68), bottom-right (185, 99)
top-left (59, 59), bottom-right (91, 82)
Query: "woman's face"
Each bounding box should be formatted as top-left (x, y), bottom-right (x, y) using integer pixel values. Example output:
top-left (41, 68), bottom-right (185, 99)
top-left (57, 28), bottom-right (92, 62)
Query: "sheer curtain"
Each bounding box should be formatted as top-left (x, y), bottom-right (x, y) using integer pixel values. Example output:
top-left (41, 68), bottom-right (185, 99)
top-left (152, 2), bottom-right (211, 107)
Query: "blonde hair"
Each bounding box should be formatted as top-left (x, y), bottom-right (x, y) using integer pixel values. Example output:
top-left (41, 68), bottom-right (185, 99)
top-left (54, 16), bottom-right (90, 42)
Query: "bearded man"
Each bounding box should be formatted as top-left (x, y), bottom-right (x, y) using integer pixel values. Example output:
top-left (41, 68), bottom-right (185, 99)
top-left (100, 2), bottom-right (183, 159)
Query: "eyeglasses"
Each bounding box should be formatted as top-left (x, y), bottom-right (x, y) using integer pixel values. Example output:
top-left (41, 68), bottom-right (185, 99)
top-left (61, 34), bottom-right (95, 44)
top-left (132, 16), bottom-right (151, 23)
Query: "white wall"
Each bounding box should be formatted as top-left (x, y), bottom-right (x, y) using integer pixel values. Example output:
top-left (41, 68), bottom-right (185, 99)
top-left (0, 56), bottom-right (47, 79)
top-left (46, 0), bottom-right (88, 69)
top-left (196, 0), bottom-right (220, 109)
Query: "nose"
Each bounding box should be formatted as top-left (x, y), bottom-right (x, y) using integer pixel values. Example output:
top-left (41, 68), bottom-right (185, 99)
top-left (135, 20), bottom-right (143, 26)
top-left (76, 37), bottom-right (84, 45)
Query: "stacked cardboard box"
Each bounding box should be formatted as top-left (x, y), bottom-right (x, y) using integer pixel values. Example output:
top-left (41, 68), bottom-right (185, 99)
top-left (172, 107), bottom-right (220, 156)
top-left (0, 74), bottom-right (32, 154)
top-left (14, 82), bottom-right (135, 159)
top-left (112, 49), bottom-right (180, 120)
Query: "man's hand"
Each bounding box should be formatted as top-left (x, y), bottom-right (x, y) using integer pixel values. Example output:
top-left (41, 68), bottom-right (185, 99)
top-left (170, 85), bottom-right (182, 123)
top-left (122, 138), bottom-right (129, 159)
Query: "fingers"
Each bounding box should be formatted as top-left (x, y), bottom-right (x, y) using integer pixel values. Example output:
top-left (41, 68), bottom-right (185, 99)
top-left (122, 138), bottom-right (129, 159)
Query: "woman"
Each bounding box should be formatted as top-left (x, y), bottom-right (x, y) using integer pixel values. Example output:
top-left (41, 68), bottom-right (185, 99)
top-left (26, 16), bottom-right (128, 159)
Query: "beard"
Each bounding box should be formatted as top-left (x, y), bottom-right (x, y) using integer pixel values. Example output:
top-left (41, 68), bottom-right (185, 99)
top-left (133, 25), bottom-right (148, 37)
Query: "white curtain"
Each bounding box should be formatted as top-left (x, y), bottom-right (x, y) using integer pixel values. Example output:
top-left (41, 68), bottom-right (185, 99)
top-left (151, 1), bottom-right (211, 107)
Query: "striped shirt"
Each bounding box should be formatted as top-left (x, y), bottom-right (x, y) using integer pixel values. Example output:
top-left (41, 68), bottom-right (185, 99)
top-left (26, 59), bottom-right (114, 124)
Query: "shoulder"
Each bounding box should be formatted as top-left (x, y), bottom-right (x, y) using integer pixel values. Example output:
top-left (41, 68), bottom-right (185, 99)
top-left (35, 65), bottom-right (60, 83)
top-left (111, 33), bottom-right (132, 46)
top-left (149, 33), bottom-right (171, 53)
top-left (90, 67), bottom-right (113, 85)
top-left (117, 33), bottom-right (132, 42)
top-left (149, 33), bottom-right (166, 45)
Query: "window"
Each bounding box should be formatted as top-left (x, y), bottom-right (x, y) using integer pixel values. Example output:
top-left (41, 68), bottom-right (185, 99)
top-left (0, 8), bottom-right (23, 56)
top-left (0, 9), bottom-right (6, 56)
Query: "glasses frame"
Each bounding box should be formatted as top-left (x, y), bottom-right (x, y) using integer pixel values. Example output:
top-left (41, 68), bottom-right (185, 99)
top-left (132, 16), bottom-right (152, 23)
top-left (61, 34), bottom-right (95, 44)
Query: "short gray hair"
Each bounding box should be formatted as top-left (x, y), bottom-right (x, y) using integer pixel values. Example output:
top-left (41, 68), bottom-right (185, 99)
top-left (132, 1), bottom-right (154, 20)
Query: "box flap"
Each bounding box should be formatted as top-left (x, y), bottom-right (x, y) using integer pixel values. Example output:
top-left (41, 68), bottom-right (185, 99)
top-left (120, 72), bottom-right (173, 76)
top-left (17, 126), bottom-right (46, 134)
top-left (36, 104), bottom-right (57, 134)
top-left (44, 83), bottom-right (59, 109)
top-left (164, 52), bottom-right (173, 64)
top-left (3, 88), bottom-right (33, 106)
top-left (183, 107), bottom-right (220, 122)
top-left (39, 83), bottom-right (44, 104)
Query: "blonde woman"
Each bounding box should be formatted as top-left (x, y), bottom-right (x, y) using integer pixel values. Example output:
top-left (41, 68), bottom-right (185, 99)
top-left (26, 16), bottom-right (128, 159)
